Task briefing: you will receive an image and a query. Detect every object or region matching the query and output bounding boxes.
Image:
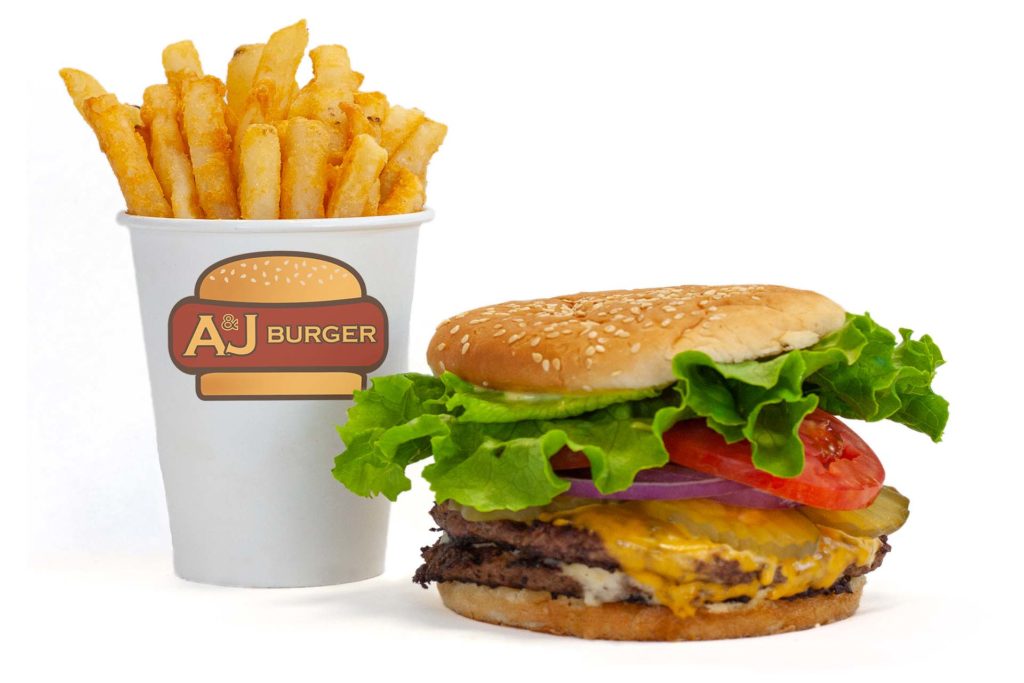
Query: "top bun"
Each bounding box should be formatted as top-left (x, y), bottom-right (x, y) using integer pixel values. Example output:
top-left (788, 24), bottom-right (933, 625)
top-left (426, 284), bottom-right (845, 392)
top-left (196, 253), bottom-right (364, 303)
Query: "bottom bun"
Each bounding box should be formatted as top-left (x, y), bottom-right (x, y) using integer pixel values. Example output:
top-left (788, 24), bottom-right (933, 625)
top-left (437, 576), bottom-right (866, 641)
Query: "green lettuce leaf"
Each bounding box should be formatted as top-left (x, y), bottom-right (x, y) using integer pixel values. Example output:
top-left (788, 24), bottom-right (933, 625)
top-left (332, 313), bottom-right (948, 507)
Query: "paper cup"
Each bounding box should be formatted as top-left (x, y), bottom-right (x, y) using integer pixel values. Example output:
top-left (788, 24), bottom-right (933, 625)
top-left (119, 210), bottom-right (432, 587)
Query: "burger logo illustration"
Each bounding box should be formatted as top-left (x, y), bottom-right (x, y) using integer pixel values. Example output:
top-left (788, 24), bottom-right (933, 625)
top-left (168, 251), bottom-right (388, 400)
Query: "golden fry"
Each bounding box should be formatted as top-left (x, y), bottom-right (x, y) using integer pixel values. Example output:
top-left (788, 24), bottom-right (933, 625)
top-left (226, 44), bottom-right (264, 124)
top-left (181, 76), bottom-right (238, 218)
top-left (378, 168), bottom-right (425, 216)
top-left (354, 91), bottom-right (388, 142)
top-left (141, 85), bottom-right (202, 218)
top-left (326, 134), bottom-right (388, 218)
top-left (363, 179), bottom-right (381, 216)
top-left (309, 45), bottom-right (361, 93)
top-left (59, 68), bottom-right (107, 122)
top-left (237, 20), bottom-right (308, 130)
top-left (239, 124), bottom-right (281, 219)
top-left (380, 105), bottom-right (425, 158)
top-left (380, 119), bottom-right (447, 197)
top-left (84, 94), bottom-right (171, 217)
top-left (162, 40), bottom-right (203, 92)
top-left (280, 117), bottom-right (331, 219)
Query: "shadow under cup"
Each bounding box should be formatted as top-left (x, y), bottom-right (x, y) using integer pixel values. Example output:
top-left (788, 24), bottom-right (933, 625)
top-left (119, 210), bottom-right (432, 587)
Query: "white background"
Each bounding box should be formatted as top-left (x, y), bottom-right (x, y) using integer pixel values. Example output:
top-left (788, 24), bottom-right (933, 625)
top-left (12, 0), bottom-right (1024, 680)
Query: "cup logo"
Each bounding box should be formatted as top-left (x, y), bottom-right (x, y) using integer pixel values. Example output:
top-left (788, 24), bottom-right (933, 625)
top-left (168, 251), bottom-right (388, 400)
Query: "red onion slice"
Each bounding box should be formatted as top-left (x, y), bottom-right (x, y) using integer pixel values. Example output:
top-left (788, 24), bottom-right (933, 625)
top-left (562, 464), bottom-right (748, 501)
top-left (561, 464), bottom-right (798, 508)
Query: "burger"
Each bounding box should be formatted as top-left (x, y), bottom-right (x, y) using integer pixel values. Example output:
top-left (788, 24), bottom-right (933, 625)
top-left (332, 284), bottom-right (947, 640)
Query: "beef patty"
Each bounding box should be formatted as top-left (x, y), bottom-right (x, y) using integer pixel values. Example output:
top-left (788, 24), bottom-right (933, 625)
top-left (414, 502), bottom-right (890, 604)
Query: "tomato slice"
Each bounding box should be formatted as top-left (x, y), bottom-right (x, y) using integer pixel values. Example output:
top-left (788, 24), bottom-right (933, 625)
top-left (549, 449), bottom-right (591, 471)
top-left (662, 409), bottom-right (884, 510)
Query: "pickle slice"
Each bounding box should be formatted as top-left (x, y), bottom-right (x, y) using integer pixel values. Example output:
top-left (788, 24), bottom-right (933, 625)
top-left (799, 485), bottom-right (910, 537)
top-left (641, 499), bottom-right (821, 560)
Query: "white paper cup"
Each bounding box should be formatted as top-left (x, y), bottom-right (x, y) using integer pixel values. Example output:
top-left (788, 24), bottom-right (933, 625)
top-left (118, 210), bottom-right (432, 587)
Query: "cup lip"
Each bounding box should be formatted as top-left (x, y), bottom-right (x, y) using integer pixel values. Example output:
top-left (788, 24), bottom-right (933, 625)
top-left (117, 208), bottom-right (434, 234)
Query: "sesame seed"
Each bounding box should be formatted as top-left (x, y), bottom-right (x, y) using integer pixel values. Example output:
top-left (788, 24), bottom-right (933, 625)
top-left (708, 314), bottom-right (724, 320)
top-left (630, 343), bottom-right (641, 353)
top-left (450, 325), bottom-right (461, 334)
top-left (481, 381), bottom-right (490, 387)
top-left (532, 352), bottom-right (543, 363)
top-left (300, 280), bottom-right (306, 286)
top-left (603, 324), bottom-right (615, 333)
top-left (585, 358), bottom-right (593, 369)
top-left (612, 370), bottom-right (623, 376)
top-left (507, 333), bottom-right (523, 343)
top-left (461, 343), bottom-right (470, 354)
top-left (597, 337), bottom-right (608, 344)
top-left (542, 359), bottom-right (551, 372)
top-left (595, 345), bottom-right (606, 353)
top-left (439, 361), bottom-right (446, 371)
top-left (674, 313), bottom-right (684, 319)
top-left (661, 319), bottom-right (671, 327)
top-left (582, 385), bottom-right (593, 392)
top-left (585, 346), bottom-right (596, 356)
top-left (614, 330), bottom-right (630, 338)
top-left (493, 329), bottom-right (507, 337)
top-left (209, 275), bottom-right (215, 281)
top-left (219, 268), bottom-right (226, 274)
top-left (530, 337), bottom-right (541, 347)
top-left (552, 359), bottom-right (562, 370)
top-left (460, 334), bottom-right (469, 344)
top-left (436, 342), bottom-right (446, 351)
top-left (264, 260), bottom-right (270, 266)
top-left (546, 332), bottom-right (560, 338)
top-left (588, 331), bottom-right (599, 339)
top-left (469, 318), bottom-right (488, 324)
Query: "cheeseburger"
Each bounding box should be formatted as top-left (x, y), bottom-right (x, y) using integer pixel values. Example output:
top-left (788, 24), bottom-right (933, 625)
top-left (333, 284), bottom-right (947, 640)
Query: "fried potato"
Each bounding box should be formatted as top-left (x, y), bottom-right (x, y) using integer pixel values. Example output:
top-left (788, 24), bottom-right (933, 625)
top-left (378, 168), bottom-right (425, 215)
top-left (162, 40), bottom-right (203, 92)
top-left (281, 117), bottom-right (331, 219)
top-left (181, 76), bottom-right (239, 218)
top-left (326, 133), bottom-right (388, 218)
top-left (309, 45), bottom-right (361, 93)
top-left (238, 124), bottom-right (281, 219)
top-left (237, 20), bottom-right (308, 130)
top-left (380, 119), bottom-right (447, 197)
top-left (59, 68), bottom-right (108, 122)
top-left (363, 179), bottom-right (381, 216)
top-left (141, 85), bottom-right (202, 218)
top-left (226, 44), bottom-right (264, 123)
top-left (380, 105), bottom-right (425, 158)
top-left (84, 94), bottom-right (171, 217)
top-left (354, 91), bottom-right (388, 142)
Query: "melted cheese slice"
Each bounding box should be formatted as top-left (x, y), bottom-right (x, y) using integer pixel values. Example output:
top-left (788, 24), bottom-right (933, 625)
top-left (539, 500), bottom-right (879, 619)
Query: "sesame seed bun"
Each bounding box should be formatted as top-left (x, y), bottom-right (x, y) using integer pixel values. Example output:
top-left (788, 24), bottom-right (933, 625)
top-left (426, 285), bottom-right (845, 392)
top-left (436, 577), bottom-right (865, 641)
top-left (197, 253), bottom-right (363, 302)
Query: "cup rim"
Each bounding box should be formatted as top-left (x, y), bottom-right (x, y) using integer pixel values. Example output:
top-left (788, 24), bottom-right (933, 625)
top-left (117, 208), bottom-right (434, 234)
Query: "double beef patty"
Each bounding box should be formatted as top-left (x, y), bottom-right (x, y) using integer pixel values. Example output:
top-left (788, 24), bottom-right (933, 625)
top-left (414, 502), bottom-right (891, 604)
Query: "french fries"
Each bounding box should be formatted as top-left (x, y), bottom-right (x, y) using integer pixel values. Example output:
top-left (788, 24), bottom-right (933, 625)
top-left (239, 125), bottom-right (281, 219)
top-left (380, 119), bottom-right (447, 197)
top-left (326, 134), bottom-right (388, 218)
top-left (84, 94), bottom-right (171, 217)
top-left (378, 168), bottom-right (425, 216)
top-left (181, 76), bottom-right (238, 218)
top-left (162, 40), bottom-right (203, 92)
top-left (141, 85), bottom-right (202, 218)
top-left (281, 118), bottom-right (331, 219)
top-left (60, 19), bottom-right (445, 219)
top-left (226, 44), bottom-right (264, 124)
top-left (237, 20), bottom-right (308, 130)
top-left (380, 106), bottom-right (425, 158)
